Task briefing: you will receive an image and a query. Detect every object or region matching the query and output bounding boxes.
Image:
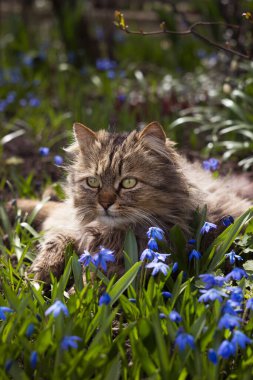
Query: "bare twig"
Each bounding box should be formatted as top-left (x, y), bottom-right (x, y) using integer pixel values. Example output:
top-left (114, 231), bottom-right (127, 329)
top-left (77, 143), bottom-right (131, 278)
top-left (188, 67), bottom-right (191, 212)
top-left (114, 11), bottom-right (251, 60)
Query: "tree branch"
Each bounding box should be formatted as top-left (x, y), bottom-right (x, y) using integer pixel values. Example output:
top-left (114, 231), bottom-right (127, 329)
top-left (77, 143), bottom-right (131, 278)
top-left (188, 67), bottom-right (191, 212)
top-left (114, 11), bottom-right (251, 60)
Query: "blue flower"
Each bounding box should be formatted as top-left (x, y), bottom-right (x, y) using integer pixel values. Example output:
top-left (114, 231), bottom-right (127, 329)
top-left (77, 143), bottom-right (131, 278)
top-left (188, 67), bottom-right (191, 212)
top-left (96, 58), bottom-right (117, 71)
top-left (188, 238), bottom-right (196, 245)
top-left (26, 323), bottom-right (35, 337)
top-left (199, 274), bottom-right (216, 288)
top-left (39, 147), bottom-right (50, 156)
top-left (29, 97), bottom-right (40, 107)
top-left (147, 227), bottom-right (164, 241)
top-left (99, 292), bottom-right (111, 306)
top-left (128, 298), bottom-right (136, 303)
top-left (0, 306), bottom-right (13, 320)
top-left (145, 262), bottom-right (169, 276)
top-left (147, 238), bottom-right (158, 251)
top-left (218, 313), bottom-right (241, 330)
top-left (140, 248), bottom-right (155, 261)
top-left (217, 340), bottom-right (236, 359)
top-left (107, 70), bottom-right (116, 79)
top-left (246, 298), bottom-right (253, 310)
top-left (202, 158), bottom-right (219, 172)
top-left (169, 311), bottom-right (182, 323)
top-left (78, 250), bottom-right (93, 267)
top-left (159, 313), bottom-right (167, 319)
top-left (225, 250), bottom-right (243, 265)
top-left (189, 249), bottom-right (201, 261)
top-left (162, 291), bottom-right (172, 299)
top-left (93, 247), bottom-right (115, 271)
top-left (222, 215), bottom-right (234, 227)
top-left (232, 330), bottom-right (252, 349)
top-left (6, 91), bottom-right (16, 104)
top-left (208, 349), bottom-right (218, 365)
top-left (54, 155), bottom-right (63, 165)
top-left (19, 99), bottom-right (27, 107)
top-left (30, 351), bottom-right (38, 369)
top-left (153, 252), bottom-right (170, 263)
top-left (172, 262), bottom-right (178, 273)
top-left (199, 288), bottom-right (226, 303)
top-left (45, 300), bottom-right (69, 317)
top-left (222, 300), bottom-right (241, 315)
top-left (228, 287), bottom-right (243, 305)
top-left (5, 359), bottom-right (13, 372)
top-left (175, 332), bottom-right (195, 351)
top-left (61, 335), bottom-right (82, 350)
top-left (200, 221), bottom-right (217, 234)
top-left (225, 268), bottom-right (248, 282)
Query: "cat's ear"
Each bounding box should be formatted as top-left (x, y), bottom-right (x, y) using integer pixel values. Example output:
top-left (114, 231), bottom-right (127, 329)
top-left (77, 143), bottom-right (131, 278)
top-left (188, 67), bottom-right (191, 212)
top-left (73, 122), bottom-right (96, 151)
top-left (139, 121), bottom-right (166, 143)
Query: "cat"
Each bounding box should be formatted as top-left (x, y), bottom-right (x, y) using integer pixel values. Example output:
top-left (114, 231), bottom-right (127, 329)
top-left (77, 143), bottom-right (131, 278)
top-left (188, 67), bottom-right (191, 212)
top-left (9, 121), bottom-right (252, 282)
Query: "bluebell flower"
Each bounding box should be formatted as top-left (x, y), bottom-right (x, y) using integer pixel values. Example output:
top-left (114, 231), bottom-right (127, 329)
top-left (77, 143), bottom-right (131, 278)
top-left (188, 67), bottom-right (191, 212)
top-left (0, 306), bottom-right (13, 320)
top-left (30, 351), bottom-right (38, 369)
top-left (188, 238), bottom-right (196, 245)
top-left (200, 221), bottom-right (217, 234)
top-left (61, 335), bottom-right (82, 350)
top-left (140, 248), bottom-right (155, 261)
top-left (99, 292), bottom-right (111, 306)
top-left (169, 311), bottom-right (182, 323)
top-left (199, 288), bottom-right (226, 303)
top-left (0, 100), bottom-right (7, 112)
top-left (5, 359), bottom-right (13, 372)
top-left (78, 250), bottom-right (93, 267)
top-left (153, 252), bottom-right (170, 263)
top-left (225, 268), bottom-right (248, 282)
top-left (202, 158), bottom-right (219, 172)
top-left (29, 97), bottom-right (40, 107)
top-left (172, 262), bottom-right (178, 273)
top-left (54, 155), bottom-right (63, 165)
top-left (93, 247), bottom-right (115, 271)
top-left (175, 332), bottom-right (195, 351)
top-left (222, 300), bottom-right (241, 315)
top-left (246, 298), bottom-right (253, 310)
top-left (162, 291), bottom-right (172, 299)
top-left (228, 287), bottom-right (243, 305)
top-left (231, 330), bottom-right (252, 349)
top-left (147, 227), bottom-right (164, 241)
top-left (159, 313), bottom-right (167, 319)
top-left (208, 349), bottom-right (218, 364)
top-left (19, 99), bottom-right (27, 107)
top-left (96, 58), bottom-right (117, 71)
top-left (217, 340), bottom-right (236, 359)
top-left (199, 274), bottom-right (216, 288)
top-left (147, 238), bottom-right (158, 251)
top-left (218, 313), bottom-right (241, 330)
top-left (6, 91), bottom-right (16, 104)
top-left (107, 70), bottom-right (116, 79)
top-left (26, 323), bottom-right (35, 337)
top-left (39, 147), bottom-right (50, 156)
top-left (128, 298), bottom-right (136, 303)
top-left (189, 249), bottom-right (201, 261)
top-left (222, 215), bottom-right (234, 227)
top-left (116, 93), bottom-right (127, 103)
top-left (225, 250), bottom-right (243, 265)
top-left (214, 276), bottom-right (225, 287)
top-left (45, 300), bottom-right (69, 317)
top-left (145, 262), bottom-right (169, 276)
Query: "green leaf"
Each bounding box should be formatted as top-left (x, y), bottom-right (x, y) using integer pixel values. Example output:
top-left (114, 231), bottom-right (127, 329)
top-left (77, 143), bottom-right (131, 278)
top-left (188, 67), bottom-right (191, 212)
top-left (110, 262), bottom-right (142, 305)
top-left (104, 355), bottom-right (121, 380)
top-left (72, 253), bottom-right (84, 291)
top-left (123, 228), bottom-right (139, 270)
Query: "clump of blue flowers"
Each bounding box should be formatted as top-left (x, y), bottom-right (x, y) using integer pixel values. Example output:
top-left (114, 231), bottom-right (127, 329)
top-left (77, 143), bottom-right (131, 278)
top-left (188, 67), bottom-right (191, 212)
top-left (78, 246), bottom-right (115, 272)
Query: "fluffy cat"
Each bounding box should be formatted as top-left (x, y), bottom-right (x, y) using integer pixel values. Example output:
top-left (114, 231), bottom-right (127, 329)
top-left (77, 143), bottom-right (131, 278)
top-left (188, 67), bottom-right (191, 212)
top-left (12, 122), bottom-right (252, 282)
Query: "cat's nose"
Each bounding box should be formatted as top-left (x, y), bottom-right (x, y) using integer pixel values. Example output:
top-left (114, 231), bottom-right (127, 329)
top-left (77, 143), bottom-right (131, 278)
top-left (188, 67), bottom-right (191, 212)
top-left (98, 192), bottom-right (116, 211)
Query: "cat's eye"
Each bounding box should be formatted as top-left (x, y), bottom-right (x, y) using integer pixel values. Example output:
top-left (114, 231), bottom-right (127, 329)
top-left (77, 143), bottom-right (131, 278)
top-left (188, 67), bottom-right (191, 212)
top-left (121, 178), bottom-right (137, 189)
top-left (87, 177), bottom-right (100, 188)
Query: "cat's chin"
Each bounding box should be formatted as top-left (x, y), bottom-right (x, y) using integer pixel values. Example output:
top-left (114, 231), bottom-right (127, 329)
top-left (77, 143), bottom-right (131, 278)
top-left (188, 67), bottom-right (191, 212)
top-left (96, 215), bottom-right (128, 228)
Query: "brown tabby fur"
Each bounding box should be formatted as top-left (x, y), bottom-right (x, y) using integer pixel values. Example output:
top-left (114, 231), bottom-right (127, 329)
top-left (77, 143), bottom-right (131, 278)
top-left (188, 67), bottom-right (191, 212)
top-left (11, 122), bottom-right (252, 282)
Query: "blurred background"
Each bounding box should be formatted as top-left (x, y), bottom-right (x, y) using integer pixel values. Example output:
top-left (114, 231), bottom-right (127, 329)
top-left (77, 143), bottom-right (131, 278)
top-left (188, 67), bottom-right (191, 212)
top-left (1, 0), bottom-right (253, 198)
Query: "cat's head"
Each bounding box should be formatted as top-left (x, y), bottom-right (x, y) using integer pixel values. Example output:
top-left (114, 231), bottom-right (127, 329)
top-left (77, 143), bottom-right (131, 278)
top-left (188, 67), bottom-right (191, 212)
top-left (67, 122), bottom-right (189, 229)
